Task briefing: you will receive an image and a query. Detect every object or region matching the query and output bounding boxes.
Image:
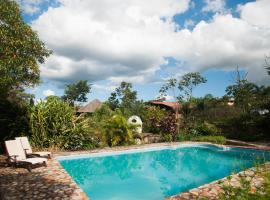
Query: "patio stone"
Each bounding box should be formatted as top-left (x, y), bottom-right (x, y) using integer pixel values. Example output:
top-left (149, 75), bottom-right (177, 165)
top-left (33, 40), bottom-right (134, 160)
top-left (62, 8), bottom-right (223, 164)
top-left (0, 156), bottom-right (89, 200)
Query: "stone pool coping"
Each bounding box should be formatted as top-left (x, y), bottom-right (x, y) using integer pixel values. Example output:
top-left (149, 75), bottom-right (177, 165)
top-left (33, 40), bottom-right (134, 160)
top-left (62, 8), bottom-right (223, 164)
top-left (53, 141), bottom-right (270, 158)
top-left (0, 141), bottom-right (269, 200)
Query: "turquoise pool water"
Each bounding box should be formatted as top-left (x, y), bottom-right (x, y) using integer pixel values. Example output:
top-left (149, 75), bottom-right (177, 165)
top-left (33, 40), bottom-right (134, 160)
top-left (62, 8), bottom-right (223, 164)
top-left (58, 144), bottom-right (270, 200)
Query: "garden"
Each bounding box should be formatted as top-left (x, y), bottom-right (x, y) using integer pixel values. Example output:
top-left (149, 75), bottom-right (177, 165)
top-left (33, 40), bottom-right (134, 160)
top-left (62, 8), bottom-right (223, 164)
top-left (1, 1), bottom-right (270, 199)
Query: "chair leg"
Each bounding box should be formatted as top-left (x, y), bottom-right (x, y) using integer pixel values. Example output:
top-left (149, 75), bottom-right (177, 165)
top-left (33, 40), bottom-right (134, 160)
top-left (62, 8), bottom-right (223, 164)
top-left (26, 164), bottom-right (32, 172)
top-left (43, 161), bottom-right (47, 167)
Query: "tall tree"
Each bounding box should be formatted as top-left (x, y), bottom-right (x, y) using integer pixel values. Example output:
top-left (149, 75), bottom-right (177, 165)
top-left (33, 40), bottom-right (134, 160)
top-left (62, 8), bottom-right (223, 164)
top-left (265, 55), bottom-right (270, 75)
top-left (160, 72), bottom-right (207, 102)
top-left (225, 68), bottom-right (259, 112)
top-left (107, 82), bottom-right (138, 113)
top-left (178, 72), bottom-right (207, 101)
top-left (0, 0), bottom-right (51, 146)
top-left (0, 0), bottom-right (51, 97)
top-left (159, 78), bottom-right (177, 101)
top-left (62, 80), bottom-right (91, 105)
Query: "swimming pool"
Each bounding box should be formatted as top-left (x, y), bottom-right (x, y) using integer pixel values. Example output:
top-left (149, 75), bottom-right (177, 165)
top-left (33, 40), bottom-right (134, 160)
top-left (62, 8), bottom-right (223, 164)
top-left (58, 144), bottom-right (270, 200)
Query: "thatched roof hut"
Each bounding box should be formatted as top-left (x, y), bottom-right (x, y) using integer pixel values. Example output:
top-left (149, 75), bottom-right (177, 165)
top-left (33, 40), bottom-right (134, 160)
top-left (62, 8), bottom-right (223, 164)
top-left (149, 101), bottom-right (181, 112)
top-left (77, 99), bottom-right (102, 113)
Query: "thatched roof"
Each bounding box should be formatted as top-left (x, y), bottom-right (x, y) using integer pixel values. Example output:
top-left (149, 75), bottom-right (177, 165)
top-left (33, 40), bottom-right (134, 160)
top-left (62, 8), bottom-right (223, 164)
top-left (77, 99), bottom-right (102, 113)
top-left (149, 101), bottom-right (180, 112)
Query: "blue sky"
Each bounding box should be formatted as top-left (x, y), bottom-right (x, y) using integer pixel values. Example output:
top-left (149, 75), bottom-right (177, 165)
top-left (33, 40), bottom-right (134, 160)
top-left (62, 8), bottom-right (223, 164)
top-left (20, 0), bottom-right (270, 102)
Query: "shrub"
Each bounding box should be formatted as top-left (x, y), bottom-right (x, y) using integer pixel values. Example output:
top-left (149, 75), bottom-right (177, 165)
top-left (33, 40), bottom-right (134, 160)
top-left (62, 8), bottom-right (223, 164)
top-left (29, 96), bottom-right (95, 150)
top-left (105, 114), bottom-right (134, 147)
top-left (176, 129), bottom-right (199, 142)
top-left (160, 133), bottom-right (173, 142)
top-left (192, 136), bottom-right (226, 144)
top-left (196, 121), bottom-right (220, 135)
top-left (220, 168), bottom-right (270, 200)
top-left (88, 104), bottom-right (114, 146)
top-left (140, 106), bottom-right (167, 133)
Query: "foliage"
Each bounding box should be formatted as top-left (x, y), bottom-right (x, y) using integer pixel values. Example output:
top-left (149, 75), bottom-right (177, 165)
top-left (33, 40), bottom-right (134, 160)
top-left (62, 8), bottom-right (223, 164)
top-left (108, 82), bottom-right (137, 110)
top-left (265, 54), bottom-right (270, 75)
top-left (0, 0), bottom-right (51, 149)
top-left (0, 96), bottom-right (31, 148)
top-left (176, 129), bottom-right (198, 142)
top-left (216, 112), bottom-right (270, 141)
top-left (0, 0), bottom-right (51, 96)
top-left (62, 80), bottom-right (91, 105)
top-left (29, 96), bottom-right (95, 150)
top-left (178, 72), bottom-right (207, 101)
top-left (195, 121), bottom-right (220, 136)
top-left (159, 78), bottom-right (177, 100)
top-left (159, 72), bottom-right (207, 101)
top-left (88, 104), bottom-right (114, 146)
top-left (160, 133), bottom-right (173, 142)
top-left (220, 170), bottom-right (270, 200)
top-left (104, 114), bottom-right (134, 147)
top-left (176, 128), bottom-right (225, 144)
top-left (159, 113), bottom-right (178, 138)
top-left (192, 135), bottom-right (226, 144)
top-left (140, 106), bottom-right (167, 133)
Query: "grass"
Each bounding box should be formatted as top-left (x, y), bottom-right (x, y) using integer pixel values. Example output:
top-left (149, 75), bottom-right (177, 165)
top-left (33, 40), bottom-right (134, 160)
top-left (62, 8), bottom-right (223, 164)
top-left (192, 135), bottom-right (226, 145)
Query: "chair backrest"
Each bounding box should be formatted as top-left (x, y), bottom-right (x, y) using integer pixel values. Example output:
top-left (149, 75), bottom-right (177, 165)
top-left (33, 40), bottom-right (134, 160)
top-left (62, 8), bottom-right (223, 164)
top-left (15, 137), bottom-right (33, 154)
top-left (4, 140), bottom-right (27, 161)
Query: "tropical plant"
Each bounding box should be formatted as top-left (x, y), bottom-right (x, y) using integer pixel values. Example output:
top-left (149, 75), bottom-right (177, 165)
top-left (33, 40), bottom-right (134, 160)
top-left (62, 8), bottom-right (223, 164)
top-left (104, 114), bottom-right (134, 147)
top-left (29, 96), bottom-right (95, 150)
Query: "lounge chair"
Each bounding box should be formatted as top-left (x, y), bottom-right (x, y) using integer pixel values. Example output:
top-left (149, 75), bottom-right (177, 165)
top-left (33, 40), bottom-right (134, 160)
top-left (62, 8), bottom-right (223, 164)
top-left (15, 137), bottom-right (52, 159)
top-left (5, 140), bottom-right (47, 172)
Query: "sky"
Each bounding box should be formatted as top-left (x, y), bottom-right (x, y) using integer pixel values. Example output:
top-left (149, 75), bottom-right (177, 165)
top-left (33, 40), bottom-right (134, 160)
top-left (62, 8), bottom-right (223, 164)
top-left (18, 0), bottom-right (270, 102)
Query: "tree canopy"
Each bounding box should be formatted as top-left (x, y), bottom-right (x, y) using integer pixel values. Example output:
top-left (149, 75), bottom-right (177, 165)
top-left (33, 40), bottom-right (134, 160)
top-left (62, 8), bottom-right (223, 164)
top-left (108, 82), bottom-right (137, 110)
top-left (160, 72), bottom-right (207, 102)
top-left (62, 80), bottom-right (91, 104)
top-left (0, 0), bottom-right (51, 97)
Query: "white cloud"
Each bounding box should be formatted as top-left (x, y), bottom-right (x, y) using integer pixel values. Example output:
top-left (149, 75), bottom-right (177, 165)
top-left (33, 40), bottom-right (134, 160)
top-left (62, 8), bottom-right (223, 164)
top-left (155, 94), bottom-right (175, 101)
top-left (17, 0), bottom-right (59, 15)
top-left (164, 95), bottom-right (174, 101)
top-left (43, 89), bottom-right (55, 97)
top-left (202, 0), bottom-right (227, 13)
top-left (184, 19), bottom-right (195, 28)
top-left (92, 84), bottom-right (116, 93)
top-left (17, 0), bottom-right (42, 14)
top-left (33, 0), bottom-right (270, 87)
top-left (32, 0), bottom-right (190, 84)
top-left (171, 0), bottom-right (270, 84)
top-left (238, 0), bottom-right (270, 29)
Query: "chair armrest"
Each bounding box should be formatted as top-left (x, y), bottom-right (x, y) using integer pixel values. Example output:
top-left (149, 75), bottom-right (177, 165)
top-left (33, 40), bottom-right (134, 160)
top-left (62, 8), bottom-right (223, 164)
top-left (24, 148), bottom-right (29, 154)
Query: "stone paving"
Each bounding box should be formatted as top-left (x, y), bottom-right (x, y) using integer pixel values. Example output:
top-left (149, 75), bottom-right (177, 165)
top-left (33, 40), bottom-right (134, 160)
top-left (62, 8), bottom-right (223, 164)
top-left (0, 157), bottom-right (88, 200)
top-left (0, 142), bottom-right (269, 200)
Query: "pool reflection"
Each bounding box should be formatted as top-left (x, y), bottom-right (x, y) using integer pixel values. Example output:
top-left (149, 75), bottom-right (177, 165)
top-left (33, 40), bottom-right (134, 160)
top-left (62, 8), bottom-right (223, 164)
top-left (59, 146), bottom-right (270, 200)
